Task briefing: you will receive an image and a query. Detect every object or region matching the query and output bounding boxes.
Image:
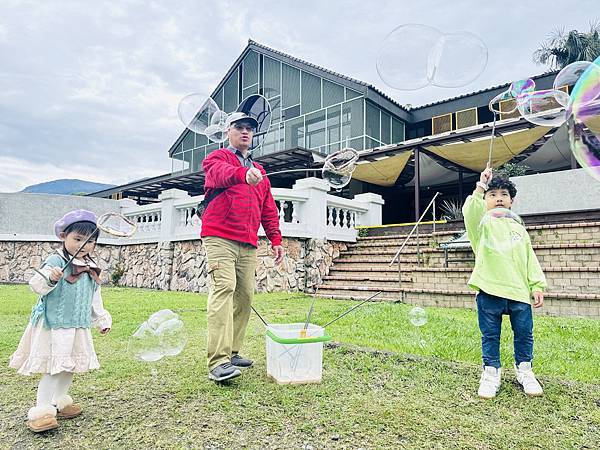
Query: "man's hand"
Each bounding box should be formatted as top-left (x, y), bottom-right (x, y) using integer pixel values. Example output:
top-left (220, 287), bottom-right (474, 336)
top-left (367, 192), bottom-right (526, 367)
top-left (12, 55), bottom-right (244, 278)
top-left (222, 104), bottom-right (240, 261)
top-left (272, 245), bottom-right (285, 265)
top-left (246, 167), bottom-right (263, 186)
top-left (49, 267), bottom-right (64, 282)
top-left (532, 291), bottom-right (544, 308)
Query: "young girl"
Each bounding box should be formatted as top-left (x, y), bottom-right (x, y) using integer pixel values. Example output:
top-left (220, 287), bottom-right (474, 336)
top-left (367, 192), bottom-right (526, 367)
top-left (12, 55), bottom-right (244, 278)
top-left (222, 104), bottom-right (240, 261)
top-left (9, 209), bottom-right (112, 433)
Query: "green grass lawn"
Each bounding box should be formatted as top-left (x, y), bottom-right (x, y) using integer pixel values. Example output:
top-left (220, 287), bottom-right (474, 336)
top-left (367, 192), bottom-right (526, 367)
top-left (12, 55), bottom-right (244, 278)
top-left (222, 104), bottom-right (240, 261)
top-left (0, 284), bottom-right (598, 449)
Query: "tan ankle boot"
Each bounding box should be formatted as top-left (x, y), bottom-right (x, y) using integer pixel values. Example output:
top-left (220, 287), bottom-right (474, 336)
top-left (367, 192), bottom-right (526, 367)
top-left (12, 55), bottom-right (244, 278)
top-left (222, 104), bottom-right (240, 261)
top-left (55, 395), bottom-right (83, 419)
top-left (27, 406), bottom-right (58, 433)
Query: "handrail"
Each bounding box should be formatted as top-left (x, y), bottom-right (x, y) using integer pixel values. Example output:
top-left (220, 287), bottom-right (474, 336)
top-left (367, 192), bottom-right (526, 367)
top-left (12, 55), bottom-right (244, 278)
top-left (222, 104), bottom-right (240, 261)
top-left (389, 192), bottom-right (442, 266)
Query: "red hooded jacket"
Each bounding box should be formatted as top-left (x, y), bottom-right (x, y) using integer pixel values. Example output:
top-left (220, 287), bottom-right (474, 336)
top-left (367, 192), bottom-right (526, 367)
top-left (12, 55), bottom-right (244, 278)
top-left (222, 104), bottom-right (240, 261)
top-left (200, 148), bottom-right (282, 248)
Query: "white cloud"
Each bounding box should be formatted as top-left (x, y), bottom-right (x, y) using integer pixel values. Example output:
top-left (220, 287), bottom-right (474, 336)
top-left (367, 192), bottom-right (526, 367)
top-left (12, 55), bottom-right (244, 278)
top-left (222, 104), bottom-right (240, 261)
top-left (0, 155), bottom-right (170, 193)
top-left (0, 0), bottom-right (593, 193)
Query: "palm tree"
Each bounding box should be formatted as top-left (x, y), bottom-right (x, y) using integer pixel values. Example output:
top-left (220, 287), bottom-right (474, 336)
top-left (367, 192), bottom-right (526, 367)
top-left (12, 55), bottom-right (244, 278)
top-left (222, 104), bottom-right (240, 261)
top-left (533, 22), bottom-right (600, 69)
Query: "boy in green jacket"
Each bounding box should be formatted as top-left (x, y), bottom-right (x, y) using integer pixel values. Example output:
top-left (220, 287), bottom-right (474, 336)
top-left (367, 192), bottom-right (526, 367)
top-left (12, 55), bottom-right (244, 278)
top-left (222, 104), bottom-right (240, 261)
top-left (462, 165), bottom-right (546, 399)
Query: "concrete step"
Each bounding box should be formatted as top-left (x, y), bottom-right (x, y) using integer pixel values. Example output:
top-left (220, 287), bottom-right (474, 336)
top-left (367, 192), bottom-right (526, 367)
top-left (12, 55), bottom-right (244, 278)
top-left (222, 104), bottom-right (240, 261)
top-left (314, 285), bottom-right (600, 318)
top-left (359, 222), bottom-right (600, 247)
top-left (323, 274), bottom-right (412, 284)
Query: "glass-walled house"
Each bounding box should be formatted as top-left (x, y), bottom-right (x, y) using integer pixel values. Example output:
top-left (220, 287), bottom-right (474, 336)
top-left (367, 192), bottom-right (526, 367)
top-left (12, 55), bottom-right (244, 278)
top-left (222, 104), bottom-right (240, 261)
top-left (170, 41), bottom-right (409, 174)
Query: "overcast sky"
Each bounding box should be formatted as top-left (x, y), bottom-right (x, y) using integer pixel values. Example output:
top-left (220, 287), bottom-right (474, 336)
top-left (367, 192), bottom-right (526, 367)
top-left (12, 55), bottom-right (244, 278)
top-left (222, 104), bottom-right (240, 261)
top-left (0, 0), bottom-right (594, 192)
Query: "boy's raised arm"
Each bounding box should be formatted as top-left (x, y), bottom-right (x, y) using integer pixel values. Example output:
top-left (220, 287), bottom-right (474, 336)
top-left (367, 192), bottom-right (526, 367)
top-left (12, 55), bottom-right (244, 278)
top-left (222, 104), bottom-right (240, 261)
top-left (462, 165), bottom-right (493, 250)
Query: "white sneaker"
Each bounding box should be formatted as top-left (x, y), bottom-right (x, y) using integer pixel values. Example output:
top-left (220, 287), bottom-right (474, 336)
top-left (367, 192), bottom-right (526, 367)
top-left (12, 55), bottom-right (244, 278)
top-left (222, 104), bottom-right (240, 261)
top-left (478, 366), bottom-right (502, 399)
top-left (515, 362), bottom-right (543, 397)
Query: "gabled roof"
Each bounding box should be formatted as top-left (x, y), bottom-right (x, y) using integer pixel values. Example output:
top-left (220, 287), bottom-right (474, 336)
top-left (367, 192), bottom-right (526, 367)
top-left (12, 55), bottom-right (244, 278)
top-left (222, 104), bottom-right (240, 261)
top-left (168, 39), bottom-right (412, 157)
top-left (245, 40), bottom-right (411, 117)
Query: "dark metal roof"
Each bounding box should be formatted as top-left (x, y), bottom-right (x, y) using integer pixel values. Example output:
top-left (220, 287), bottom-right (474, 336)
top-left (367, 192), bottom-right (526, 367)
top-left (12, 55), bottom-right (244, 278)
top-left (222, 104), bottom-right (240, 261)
top-left (409, 71), bottom-right (561, 122)
top-left (90, 148), bottom-right (323, 203)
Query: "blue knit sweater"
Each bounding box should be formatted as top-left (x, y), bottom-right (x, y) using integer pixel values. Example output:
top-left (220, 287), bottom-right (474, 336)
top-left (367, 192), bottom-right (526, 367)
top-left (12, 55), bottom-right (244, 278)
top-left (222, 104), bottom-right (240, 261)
top-left (30, 254), bottom-right (98, 329)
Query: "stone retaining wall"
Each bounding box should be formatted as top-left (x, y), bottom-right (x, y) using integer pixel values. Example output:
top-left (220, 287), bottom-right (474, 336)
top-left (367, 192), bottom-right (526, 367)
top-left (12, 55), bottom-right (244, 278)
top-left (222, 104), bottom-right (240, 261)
top-left (0, 238), bottom-right (347, 294)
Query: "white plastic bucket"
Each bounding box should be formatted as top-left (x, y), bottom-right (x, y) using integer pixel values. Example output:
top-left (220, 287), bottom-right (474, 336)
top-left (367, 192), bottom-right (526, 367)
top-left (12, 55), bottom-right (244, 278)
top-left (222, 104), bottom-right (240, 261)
top-left (265, 323), bottom-right (331, 385)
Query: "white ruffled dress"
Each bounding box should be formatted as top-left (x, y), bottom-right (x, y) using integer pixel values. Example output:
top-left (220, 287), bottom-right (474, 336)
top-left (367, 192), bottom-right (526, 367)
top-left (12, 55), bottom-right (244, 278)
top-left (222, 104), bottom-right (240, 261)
top-left (9, 251), bottom-right (112, 376)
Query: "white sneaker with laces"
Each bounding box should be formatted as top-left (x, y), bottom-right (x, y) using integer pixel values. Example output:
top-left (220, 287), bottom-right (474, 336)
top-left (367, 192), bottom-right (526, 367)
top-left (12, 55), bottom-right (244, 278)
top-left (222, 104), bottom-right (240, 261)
top-left (478, 366), bottom-right (502, 399)
top-left (515, 362), bottom-right (543, 397)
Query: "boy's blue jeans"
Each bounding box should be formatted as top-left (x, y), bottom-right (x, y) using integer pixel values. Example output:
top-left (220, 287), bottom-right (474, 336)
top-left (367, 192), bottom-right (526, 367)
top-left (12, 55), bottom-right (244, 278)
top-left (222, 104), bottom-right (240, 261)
top-left (476, 291), bottom-right (534, 369)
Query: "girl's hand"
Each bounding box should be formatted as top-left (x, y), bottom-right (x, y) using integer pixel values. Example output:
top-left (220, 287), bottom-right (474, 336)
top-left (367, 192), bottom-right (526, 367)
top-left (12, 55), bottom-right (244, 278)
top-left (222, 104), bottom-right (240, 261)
top-left (100, 328), bottom-right (111, 334)
top-left (48, 267), bottom-right (64, 282)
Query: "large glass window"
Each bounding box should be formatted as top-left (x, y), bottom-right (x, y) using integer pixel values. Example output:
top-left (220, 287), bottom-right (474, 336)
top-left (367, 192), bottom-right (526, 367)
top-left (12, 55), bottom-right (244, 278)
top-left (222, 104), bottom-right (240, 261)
top-left (323, 79), bottom-right (344, 107)
top-left (180, 55), bottom-right (411, 168)
top-left (195, 133), bottom-right (208, 147)
top-left (282, 104), bottom-right (300, 121)
top-left (327, 105), bottom-right (341, 146)
top-left (365, 137), bottom-right (380, 150)
top-left (366, 102), bottom-right (380, 141)
top-left (213, 88), bottom-right (224, 110)
top-left (342, 98), bottom-right (364, 142)
top-left (282, 64), bottom-right (300, 108)
top-left (270, 96), bottom-right (281, 123)
top-left (392, 117), bottom-right (405, 143)
top-left (381, 111), bottom-right (391, 144)
top-left (285, 116), bottom-right (304, 148)
top-left (349, 137), bottom-right (364, 150)
top-left (263, 56), bottom-right (280, 99)
top-left (192, 148), bottom-right (205, 172)
top-left (259, 125), bottom-right (281, 156)
top-left (242, 50), bottom-right (259, 88)
top-left (305, 110), bottom-right (326, 149)
top-left (301, 71), bottom-right (321, 114)
top-left (182, 131), bottom-right (195, 150)
top-left (172, 149), bottom-right (192, 173)
top-left (242, 84), bottom-right (258, 100)
top-left (346, 88), bottom-right (362, 100)
top-left (223, 70), bottom-right (239, 112)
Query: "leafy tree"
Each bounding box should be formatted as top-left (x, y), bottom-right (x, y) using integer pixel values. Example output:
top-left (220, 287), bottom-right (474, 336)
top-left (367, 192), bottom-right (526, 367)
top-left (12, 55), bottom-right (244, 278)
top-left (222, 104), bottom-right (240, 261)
top-left (533, 22), bottom-right (600, 69)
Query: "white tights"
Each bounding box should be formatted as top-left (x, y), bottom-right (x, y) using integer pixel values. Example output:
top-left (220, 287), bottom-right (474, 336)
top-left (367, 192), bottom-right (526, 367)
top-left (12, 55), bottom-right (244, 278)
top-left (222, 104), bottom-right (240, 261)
top-left (36, 372), bottom-right (74, 407)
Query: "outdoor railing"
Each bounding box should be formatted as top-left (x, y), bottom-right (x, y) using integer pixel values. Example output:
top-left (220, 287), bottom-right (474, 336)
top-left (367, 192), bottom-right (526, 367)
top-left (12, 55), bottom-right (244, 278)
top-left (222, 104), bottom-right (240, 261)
top-left (116, 177), bottom-right (383, 244)
top-left (389, 192), bottom-right (441, 296)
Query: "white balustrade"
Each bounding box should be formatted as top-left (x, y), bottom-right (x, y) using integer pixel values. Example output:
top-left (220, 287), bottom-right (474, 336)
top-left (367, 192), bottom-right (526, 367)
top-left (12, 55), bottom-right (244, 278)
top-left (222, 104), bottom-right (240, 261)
top-left (1, 179), bottom-right (383, 244)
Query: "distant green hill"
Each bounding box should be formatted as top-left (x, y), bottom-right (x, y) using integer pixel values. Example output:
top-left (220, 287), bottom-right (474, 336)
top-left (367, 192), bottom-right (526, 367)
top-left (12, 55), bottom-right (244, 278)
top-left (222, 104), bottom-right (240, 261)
top-left (21, 179), bottom-right (115, 195)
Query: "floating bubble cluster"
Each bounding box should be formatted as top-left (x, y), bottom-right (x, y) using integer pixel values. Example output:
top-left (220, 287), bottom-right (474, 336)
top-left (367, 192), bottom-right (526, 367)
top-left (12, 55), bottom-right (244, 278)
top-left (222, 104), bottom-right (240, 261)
top-left (377, 24), bottom-right (488, 91)
top-left (128, 309), bottom-right (188, 362)
top-left (177, 94), bottom-right (272, 147)
top-left (488, 58), bottom-right (600, 181)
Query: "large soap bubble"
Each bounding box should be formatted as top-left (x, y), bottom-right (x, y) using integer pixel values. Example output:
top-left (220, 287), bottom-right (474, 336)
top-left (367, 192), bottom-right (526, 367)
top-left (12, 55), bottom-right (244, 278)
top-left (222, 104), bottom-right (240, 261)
top-left (177, 93), bottom-right (221, 135)
top-left (428, 31), bottom-right (488, 88)
top-left (517, 89), bottom-right (571, 127)
top-left (128, 309), bottom-right (188, 362)
top-left (377, 24), bottom-right (488, 91)
top-left (553, 61), bottom-right (593, 95)
top-left (408, 306), bottom-right (428, 327)
top-left (566, 56), bottom-right (600, 181)
top-left (377, 23), bottom-right (442, 91)
top-left (509, 78), bottom-right (536, 98)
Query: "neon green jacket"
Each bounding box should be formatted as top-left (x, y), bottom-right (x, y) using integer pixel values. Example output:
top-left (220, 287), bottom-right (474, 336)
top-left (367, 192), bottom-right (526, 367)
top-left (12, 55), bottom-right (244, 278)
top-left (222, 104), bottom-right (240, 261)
top-left (462, 192), bottom-right (546, 304)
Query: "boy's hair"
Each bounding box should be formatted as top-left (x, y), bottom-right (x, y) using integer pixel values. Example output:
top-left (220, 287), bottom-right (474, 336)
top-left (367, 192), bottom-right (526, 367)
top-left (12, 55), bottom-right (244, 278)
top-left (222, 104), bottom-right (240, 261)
top-left (64, 221), bottom-right (99, 240)
top-left (486, 176), bottom-right (517, 199)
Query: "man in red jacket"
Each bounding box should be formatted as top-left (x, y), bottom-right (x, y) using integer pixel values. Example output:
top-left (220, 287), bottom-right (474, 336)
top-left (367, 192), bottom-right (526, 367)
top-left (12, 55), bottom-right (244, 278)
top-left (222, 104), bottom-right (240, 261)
top-left (201, 112), bottom-right (285, 382)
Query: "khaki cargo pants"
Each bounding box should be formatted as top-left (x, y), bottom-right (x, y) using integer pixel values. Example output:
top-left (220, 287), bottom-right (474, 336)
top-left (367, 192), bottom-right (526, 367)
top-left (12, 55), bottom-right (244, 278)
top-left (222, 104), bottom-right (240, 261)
top-left (203, 236), bottom-right (257, 371)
